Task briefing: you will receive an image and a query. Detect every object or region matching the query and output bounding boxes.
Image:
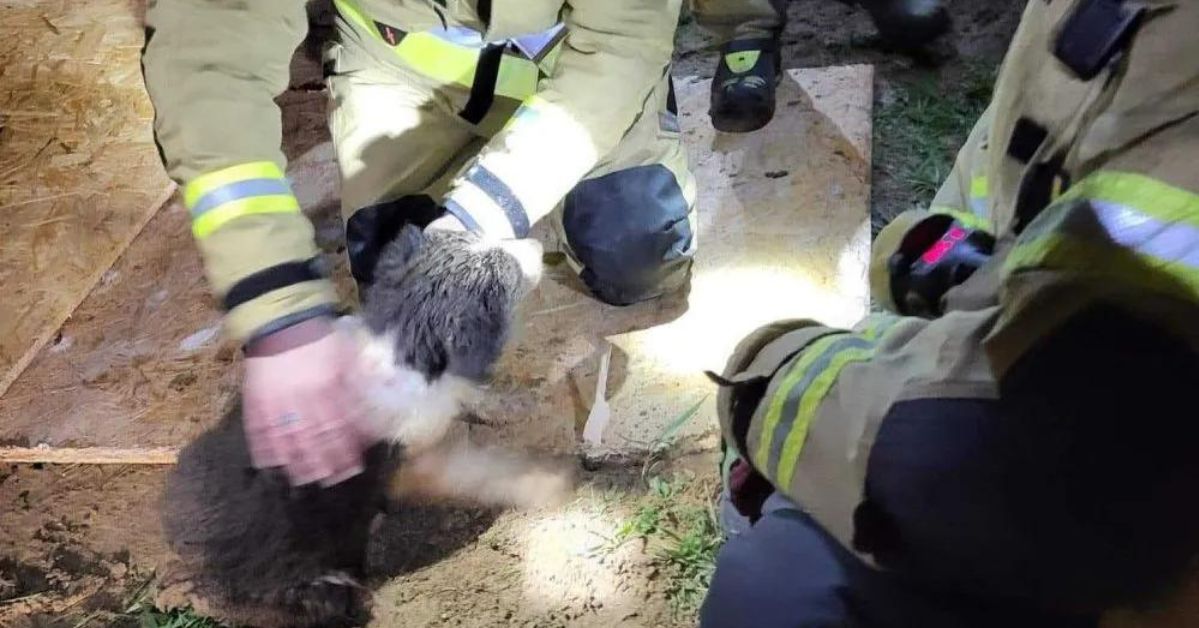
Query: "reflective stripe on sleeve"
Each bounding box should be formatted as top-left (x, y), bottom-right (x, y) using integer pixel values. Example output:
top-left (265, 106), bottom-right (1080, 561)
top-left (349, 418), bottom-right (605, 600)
top-left (1004, 171), bottom-right (1199, 300)
top-left (753, 316), bottom-right (902, 487)
top-left (184, 162), bottom-right (300, 239)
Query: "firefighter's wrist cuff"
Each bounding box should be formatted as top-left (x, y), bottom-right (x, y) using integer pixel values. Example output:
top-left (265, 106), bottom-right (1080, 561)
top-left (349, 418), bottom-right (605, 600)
top-left (444, 165), bottom-right (531, 239)
top-left (222, 257), bottom-right (330, 310)
top-left (869, 210), bottom-right (933, 313)
top-left (244, 309), bottom-right (336, 355)
top-left (225, 279), bottom-right (339, 344)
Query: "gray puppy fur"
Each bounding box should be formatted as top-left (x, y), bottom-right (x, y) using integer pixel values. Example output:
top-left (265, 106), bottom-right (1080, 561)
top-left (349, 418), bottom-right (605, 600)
top-left (161, 226), bottom-right (554, 627)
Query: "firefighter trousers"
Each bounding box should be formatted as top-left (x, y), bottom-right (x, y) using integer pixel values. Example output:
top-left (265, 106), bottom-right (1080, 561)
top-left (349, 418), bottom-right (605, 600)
top-left (324, 21), bottom-right (697, 306)
top-left (701, 493), bottom-right (1099, 628)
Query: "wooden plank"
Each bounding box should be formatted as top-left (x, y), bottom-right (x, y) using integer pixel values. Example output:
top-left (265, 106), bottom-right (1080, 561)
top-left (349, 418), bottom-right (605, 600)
top-left (0, 0), bottom-right (176, 397)
top-left (0, 446), bottom-right (177, 465)
top-left (0, 86), bottom-right (345, 452)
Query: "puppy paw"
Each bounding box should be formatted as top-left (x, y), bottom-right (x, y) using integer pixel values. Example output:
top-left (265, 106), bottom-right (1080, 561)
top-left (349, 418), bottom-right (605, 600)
top-left (509, 466), bottom-right (575, 510)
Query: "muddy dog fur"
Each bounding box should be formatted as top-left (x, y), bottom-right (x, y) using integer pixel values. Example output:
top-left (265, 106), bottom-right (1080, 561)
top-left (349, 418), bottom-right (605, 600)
top-left (162, 226), bottom-right (556, 627)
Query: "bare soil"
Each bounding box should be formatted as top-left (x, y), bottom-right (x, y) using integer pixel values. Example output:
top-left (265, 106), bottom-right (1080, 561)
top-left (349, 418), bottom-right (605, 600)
top-left (0, 457), bottom-right (720, 628)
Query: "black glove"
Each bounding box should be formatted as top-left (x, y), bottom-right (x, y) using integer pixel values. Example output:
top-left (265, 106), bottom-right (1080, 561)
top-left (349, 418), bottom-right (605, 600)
top-left (888, 215), bottom-right (995, 317)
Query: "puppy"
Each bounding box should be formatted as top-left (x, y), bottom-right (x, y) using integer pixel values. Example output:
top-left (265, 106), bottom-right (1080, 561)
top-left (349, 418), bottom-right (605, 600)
top-left (162, 226), bottom-right (568, 627)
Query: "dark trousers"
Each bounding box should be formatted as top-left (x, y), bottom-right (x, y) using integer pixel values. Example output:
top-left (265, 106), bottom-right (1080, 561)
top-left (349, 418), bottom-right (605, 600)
top-left (700, 493), bottom-right (1100, 628)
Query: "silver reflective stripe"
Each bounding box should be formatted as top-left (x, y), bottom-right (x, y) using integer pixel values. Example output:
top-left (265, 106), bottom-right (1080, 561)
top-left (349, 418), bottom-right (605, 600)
top-left (466, 165), bottom-right (529, 238)
top-left (189, 178), bottom-right (293, 218)
top-left (429, 25), bottom-right (485, 48)
top-left (970, 196), bottom-right (988, 217)
top-left (659, 111), bottom-right (680, 134)
top-left (764, 335), bottom-right (872, 479)
top-left (1092, 199), bottom-right (1199, 267)
top-left (512, 23), bottom-right (564, 59)
top-left (428, 23), bottom-right (564, 60)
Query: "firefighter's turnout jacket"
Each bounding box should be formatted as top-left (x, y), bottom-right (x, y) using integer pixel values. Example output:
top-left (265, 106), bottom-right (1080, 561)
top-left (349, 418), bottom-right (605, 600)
top-left (718, 0), bottom-right (1199, 609)
top-left (142, 0), bottom-right (692, 342)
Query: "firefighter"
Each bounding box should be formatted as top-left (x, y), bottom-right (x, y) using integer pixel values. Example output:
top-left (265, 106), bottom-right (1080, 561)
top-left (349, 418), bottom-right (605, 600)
top-left (141, 0), bottom-right (696, 486)
top-left (701, 0), bottom-right (1199, 625)
top-left (691, 0), bottom-right (950, 132)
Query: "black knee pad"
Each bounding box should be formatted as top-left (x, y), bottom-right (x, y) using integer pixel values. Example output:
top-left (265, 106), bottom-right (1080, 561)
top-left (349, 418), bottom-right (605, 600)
top-left (345, 195), bottom-right (443, 288)
top-left (562, 164), bottom-right (693, 306)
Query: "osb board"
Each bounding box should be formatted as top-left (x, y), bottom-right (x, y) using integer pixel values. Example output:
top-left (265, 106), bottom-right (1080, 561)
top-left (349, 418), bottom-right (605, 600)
top-left (0, 0), bottom-right (176, 397)
top-left (0, 89), bottom-right (346, 451)
top-left (478, 66), bottom-right (874, 455)
top-left (0, 65), bottom-right (871, 459)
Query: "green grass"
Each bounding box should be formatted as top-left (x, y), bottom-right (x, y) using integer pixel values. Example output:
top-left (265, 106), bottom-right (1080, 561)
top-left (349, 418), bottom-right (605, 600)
top-left (133, 608), bottom-right (226, 628)
top-left (613, 474), bottom-right (723, 617)
top-left (63, 576), bottom-right (228, 628)
top-left (876, 63), bottom-right (995, 217)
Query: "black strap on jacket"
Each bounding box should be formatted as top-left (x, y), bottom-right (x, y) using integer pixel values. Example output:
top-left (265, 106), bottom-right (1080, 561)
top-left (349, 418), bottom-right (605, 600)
top-left (1013, 152), bottom-right (1070, 234)
top-left (459, 43), bottom-right (505, 125)
top-left (1053, 0), bottom-right (1146, 81)
top-left (477, 0), bottom-right (492, 28)
top-left (369, 18), bottom-right (511, 126)
top-left (1007, 0), bottom-right (1145, 233)
top-left (223, 258), bottom-right (328, 311)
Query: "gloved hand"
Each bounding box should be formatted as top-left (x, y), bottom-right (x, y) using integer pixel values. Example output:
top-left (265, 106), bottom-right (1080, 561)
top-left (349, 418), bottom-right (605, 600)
top-left (242, 316), bottom-right (374, 487)
top-left (728, 456), bottom-right (775, 524)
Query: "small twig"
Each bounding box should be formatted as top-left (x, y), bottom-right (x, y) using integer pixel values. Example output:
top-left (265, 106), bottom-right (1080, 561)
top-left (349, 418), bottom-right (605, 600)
top-left (122, 572), bottom-right (157, 614)
top-left (0, 137), bottom-right (54, 180)
top-left (2, 111), bottom-right (61, 118)
top-left (0, 591), bottom-right (46, 606)
top-left (0, 191), bottom-right (78, 211)
top-left (70, 612), bottom-right (99, 628)
top-left (529, 301), bottom-right (587, 317)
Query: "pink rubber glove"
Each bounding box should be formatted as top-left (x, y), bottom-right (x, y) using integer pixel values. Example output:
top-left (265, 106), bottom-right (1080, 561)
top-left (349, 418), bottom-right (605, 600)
top-left (242, 316), bottom-right (372, 486)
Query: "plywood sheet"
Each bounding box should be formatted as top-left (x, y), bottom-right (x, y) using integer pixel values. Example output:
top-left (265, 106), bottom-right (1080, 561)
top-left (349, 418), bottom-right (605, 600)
top-left (0, 90), bottom-right (345, 451)
top-left (0, 0), bottom-right (176, 397)
top-left (0, 65), bottom-right (871, 459)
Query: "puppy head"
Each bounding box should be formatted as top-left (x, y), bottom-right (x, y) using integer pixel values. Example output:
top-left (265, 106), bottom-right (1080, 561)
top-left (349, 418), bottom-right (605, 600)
top-left (345, 226), bottom-right (541, 447)
top-left (362, 225), bottom-right (542, 382)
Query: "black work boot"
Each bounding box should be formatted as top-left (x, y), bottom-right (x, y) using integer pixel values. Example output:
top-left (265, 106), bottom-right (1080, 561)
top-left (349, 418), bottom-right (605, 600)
top-left (858, 0), bottom-right (950, 49)
top-left (709, 37), bottom-right (781, 133)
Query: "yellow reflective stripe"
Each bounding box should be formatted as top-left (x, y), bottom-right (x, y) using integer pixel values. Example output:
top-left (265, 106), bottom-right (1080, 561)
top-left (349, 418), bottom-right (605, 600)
top-left (332, 0), bottom-right (541, 101)
top-left (969, 175), bottom-right (988, 200)
top-left (1005, 231), bottom-right (1199, 300)
top-left (184, 162), bottom-right (284, 209)
top-left (775, 346), bottom-right (875, 491)
top-left (396, 32), bottom-right (479, 87)
top-left (724, 50), bottom-right (761, 74)
top-left (753, 334), bottom-right (844, 469)
top-left (396, 34), bottom-right (539, 100)
top-left (857, 313), bottom-right (903, 341)
top-left (495, 56), bottom-right (540, 100)
top-left (1056, 171), bottom-right (1199, 228)
top-left (929, 205), bottom-right (992, 232)
top-left (331, 0), bottom-right (371, 32)
top-left (536, 37), bottom-right (564, 75)
top-left (192, 195), bottom-right (301, 239)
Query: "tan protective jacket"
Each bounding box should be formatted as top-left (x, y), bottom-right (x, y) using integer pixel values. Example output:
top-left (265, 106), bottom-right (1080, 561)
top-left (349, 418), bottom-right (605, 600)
top-left (720, 0), bottom-right (1199, 551)
top-left (142, 0), bottom-right (681, 342)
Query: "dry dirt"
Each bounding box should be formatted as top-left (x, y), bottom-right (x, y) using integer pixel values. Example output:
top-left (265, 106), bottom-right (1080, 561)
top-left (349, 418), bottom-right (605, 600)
top-left (0, 455), bottom-right (720, 628)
